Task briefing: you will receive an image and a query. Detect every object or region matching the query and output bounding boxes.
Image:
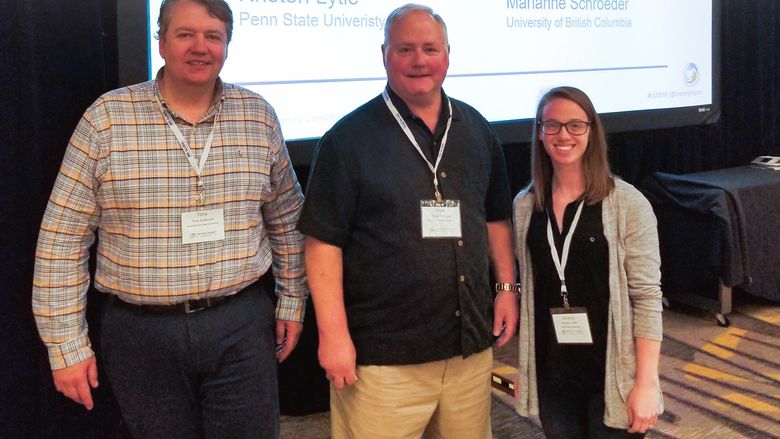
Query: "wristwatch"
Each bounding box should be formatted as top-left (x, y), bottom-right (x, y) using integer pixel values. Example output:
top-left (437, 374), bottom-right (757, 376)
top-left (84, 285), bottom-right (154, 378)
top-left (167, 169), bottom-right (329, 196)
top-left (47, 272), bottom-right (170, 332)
top-left (495, 282), bottom-right (522, 296)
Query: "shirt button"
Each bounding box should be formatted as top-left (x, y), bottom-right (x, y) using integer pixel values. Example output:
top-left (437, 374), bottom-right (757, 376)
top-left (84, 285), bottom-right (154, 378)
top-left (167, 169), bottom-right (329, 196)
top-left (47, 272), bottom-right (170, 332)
top-left (440, 171), bottom-right (447, 178)
top-left (457, 240), bottom-right (464, 247)
top-left (455, 310), bottom-right (461, 317)
top-left (459, 275), bottom-right (465, 282)
top-left (193, 265), bottom-right (200, 273)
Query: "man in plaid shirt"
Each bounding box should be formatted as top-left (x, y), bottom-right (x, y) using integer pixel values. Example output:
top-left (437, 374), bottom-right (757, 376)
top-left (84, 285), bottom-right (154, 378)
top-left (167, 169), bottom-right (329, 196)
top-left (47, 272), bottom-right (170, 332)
top-left (32, 1), bottom-right (307, 437)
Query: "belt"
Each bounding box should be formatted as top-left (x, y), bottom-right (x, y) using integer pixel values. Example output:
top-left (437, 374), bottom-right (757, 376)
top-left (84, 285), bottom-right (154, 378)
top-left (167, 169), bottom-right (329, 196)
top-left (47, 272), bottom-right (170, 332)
top-left (110, 293), bottom-right (235, 314)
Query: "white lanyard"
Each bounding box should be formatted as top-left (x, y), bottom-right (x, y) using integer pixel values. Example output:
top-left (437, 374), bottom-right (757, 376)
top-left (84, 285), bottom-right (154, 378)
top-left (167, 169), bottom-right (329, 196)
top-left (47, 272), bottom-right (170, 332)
top-left (382, 89), bottom-right (452, 202)
top-left (155, 96), bottom-right (221, 180)
top-left (546, 200), bottom-right (585, 309)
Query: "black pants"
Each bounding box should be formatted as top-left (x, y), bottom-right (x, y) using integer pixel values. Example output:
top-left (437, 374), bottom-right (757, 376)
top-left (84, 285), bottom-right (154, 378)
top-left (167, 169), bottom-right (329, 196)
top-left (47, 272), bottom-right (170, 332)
top-left (538, 385), bottom-right (645, 439)
top-left (101, 284), bottom-right (279, 439)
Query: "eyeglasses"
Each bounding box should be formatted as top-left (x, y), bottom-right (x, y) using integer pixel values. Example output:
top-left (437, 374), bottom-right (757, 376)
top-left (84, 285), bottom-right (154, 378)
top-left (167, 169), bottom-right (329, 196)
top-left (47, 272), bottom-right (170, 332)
top-left (538, 120), bottom-right (591, 135)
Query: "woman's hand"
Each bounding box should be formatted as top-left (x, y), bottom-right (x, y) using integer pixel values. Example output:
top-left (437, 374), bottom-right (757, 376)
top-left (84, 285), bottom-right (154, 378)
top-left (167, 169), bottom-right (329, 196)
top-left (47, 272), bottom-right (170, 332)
top-left (626, 382), bottom-right (659, 433)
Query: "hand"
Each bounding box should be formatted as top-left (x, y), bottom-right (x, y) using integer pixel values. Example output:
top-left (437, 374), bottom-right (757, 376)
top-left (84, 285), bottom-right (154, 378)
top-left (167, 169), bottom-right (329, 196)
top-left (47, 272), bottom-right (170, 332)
top-left (627, 382), bottom-right (659, 433)
top-left (493, 291), bottom-right (519, 348)
top-left (318, 333), bottom-right (358, 389)
top-left (52, 356), bottom-right (99, 410)
top-left (275, 320), bottom-right (303, 363)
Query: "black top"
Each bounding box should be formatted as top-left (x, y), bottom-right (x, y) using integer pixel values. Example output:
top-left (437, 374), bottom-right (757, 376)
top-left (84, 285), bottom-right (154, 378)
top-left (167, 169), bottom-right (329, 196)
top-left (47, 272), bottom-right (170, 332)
top-left (528, 197), bottom-right (610, 392)
top-left (297, 87), bottom-right (512, 365)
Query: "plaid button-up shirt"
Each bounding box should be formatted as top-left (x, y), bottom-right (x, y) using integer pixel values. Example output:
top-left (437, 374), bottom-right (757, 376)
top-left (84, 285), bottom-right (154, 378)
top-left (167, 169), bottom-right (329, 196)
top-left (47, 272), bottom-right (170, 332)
top-left (33, 77), bottom-right (307, 369)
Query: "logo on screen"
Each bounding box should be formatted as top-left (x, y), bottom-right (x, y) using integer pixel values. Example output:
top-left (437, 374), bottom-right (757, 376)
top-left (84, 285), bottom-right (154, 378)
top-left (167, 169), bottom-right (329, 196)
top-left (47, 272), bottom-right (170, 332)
top-left (683, 63), bottom-right (699, 86)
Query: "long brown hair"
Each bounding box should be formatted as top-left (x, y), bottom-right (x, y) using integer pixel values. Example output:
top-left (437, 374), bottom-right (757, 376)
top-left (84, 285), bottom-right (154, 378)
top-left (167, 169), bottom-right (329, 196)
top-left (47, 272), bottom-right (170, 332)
top-left (529, 86), bottom-right (614, 211)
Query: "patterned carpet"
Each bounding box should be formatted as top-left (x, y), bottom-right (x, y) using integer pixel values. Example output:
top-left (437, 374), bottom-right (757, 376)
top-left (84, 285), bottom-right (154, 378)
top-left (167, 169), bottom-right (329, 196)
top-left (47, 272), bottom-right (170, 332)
top-left (281, 292), bottom-right (780, 438)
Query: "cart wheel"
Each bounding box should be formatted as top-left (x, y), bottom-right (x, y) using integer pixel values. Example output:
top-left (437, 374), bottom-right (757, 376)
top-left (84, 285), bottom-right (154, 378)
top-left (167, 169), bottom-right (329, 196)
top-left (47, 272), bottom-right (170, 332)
top-left (716, 314), bottom-right (730, 327)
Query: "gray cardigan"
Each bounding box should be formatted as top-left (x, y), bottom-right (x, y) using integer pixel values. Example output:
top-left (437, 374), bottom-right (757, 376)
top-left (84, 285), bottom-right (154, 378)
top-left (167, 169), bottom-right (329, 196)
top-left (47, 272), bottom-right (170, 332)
top-left (513, 179), bottom-right (664, 429)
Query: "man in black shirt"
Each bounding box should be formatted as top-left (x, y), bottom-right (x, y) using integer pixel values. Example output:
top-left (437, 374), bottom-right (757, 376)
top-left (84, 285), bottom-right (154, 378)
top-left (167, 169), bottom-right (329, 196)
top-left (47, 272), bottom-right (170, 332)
top-left (297, 4), bottom-right (518, 438)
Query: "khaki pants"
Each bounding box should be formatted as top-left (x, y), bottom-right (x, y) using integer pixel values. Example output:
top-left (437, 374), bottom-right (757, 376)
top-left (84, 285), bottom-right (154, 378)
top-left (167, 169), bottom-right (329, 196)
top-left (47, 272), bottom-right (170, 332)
top-left (331, 348), bottom-right (493, 439)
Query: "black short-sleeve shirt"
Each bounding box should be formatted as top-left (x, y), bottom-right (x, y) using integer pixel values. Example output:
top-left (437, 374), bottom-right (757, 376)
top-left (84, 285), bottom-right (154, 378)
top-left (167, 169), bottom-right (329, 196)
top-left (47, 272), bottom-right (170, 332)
top-left (297, 87), bottom-right (512, 365)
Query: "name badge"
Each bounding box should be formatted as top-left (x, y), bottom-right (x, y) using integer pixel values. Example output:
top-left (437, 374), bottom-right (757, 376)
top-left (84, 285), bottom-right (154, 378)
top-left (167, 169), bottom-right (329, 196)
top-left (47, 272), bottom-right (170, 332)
top-left (181, 208), bottom-right (225, 244)
top-left (421, 200), bottom-right (462, 238)
top-left (550, 307), bottom-right (593, 344)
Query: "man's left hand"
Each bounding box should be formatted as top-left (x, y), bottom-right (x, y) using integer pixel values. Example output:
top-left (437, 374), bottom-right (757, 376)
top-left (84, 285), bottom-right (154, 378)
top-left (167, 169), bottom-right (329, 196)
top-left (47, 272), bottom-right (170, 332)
top-left (493, 292), bottom-right (519, 348)
top-left (275, 320), bottom-right (303, 363)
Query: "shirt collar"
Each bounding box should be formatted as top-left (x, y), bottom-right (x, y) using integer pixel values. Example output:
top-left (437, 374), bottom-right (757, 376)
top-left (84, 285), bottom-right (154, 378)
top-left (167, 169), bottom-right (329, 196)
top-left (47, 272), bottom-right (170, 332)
top-left (384, 85), bottom-right (456, 134)
top-left (153, 68), bottom-right (225, 121)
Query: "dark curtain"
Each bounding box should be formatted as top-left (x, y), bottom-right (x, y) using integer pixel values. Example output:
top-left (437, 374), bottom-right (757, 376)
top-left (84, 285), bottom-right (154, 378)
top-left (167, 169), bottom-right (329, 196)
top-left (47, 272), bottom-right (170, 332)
top-left (0, 1), bottom-right (121, 438)
top-left (1, 1), bottom-right (778, 437)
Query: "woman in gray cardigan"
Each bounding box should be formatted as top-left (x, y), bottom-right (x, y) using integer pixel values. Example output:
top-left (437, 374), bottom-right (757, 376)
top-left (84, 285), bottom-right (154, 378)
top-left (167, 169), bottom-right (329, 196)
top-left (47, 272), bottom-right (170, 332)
top-left (513, 86), bottom-right (663, 438)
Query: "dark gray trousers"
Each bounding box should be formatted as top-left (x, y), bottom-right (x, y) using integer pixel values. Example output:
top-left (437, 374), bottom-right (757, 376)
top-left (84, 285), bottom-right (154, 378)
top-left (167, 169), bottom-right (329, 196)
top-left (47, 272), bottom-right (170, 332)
top-left (101, 283), bottom-right (279, 439)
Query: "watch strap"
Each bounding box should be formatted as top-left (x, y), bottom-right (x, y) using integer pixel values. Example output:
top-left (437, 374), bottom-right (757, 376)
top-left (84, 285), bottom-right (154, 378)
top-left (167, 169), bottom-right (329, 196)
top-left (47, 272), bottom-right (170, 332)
top-left (495, 282), bottom-right (522, 295)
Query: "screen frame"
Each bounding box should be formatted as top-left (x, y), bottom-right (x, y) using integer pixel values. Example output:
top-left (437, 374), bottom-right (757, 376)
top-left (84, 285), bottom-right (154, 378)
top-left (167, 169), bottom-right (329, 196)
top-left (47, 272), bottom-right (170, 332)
top-left (117, 0), bottom-right (721, 166)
